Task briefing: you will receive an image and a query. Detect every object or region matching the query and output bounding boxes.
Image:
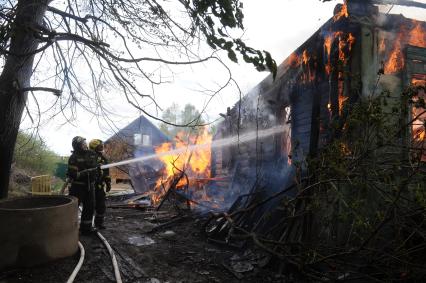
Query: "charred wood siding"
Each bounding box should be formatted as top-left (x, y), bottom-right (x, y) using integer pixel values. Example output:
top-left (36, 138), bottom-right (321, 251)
top-left (211, 13), bottom-right (364, 195)
top-left (291, 84), bottom-right (314, 162)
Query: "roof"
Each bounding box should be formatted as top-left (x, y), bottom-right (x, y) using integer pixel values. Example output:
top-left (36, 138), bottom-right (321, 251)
top-left (106, 114), bottom-right (170, 145)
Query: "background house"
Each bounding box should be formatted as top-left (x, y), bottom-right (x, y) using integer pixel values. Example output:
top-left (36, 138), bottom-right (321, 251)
top-left (104, 115), bottom-right (170, 193)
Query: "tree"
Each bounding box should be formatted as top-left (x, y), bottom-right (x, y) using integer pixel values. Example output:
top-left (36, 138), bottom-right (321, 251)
top-left (159, 103), bottom-right (180, 137)
top-left (0, 0), bottom-right (277, 198)
top-left (159, 103), bottom-right (205, 138)
top-left (14, 131), bottom-right (62, 175)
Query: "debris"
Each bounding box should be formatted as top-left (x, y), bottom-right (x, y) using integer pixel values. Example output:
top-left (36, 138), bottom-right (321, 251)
top-left (147, 215), bottom-right (190, 233)
top-left (146, 278), bottom-right (161, 283)
top-left (231, 261), bottom-right (254, 273)
top-left (221, 262), bottom-right (244, 280)
top-left (138, 221), bottom-right (158, 233)
top-left (126, 193), bottom-right (152, 207)
top-left (128, 235), bottom-right (155, 246)
top-left (197, 270), bottom-right (210, 275)
top-left (161, 230), bottom-right (176, 239)
top-left (230, 254), bottom-right (240, 261)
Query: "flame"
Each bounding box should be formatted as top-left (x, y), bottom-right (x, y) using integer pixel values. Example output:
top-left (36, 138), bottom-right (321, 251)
top-left (333, 1), bottom-right (349, 22)
top-left (338, 80), bottom-right (347, 115)
top-left (411, 77), bottom-right (426, 161)
top-left (338, 32), bottom-right (355, 62)
top-left (288, 52), bottom-right (300, 68)
top-left (347, 33), bottom-right (356, 51)
top-left (301, 49), bottom-right (315, 82)
top-left (384, 21), bottom-right (425, 74)
top-left (324, 35), bottom-right (333, 75)
top-left (323, 32), bottom-right (355, 75)
top-left (152, 128), bottom-right (212, 205)
top-left (379, 37), bottom-right (386, 53)
top-left (384, 31), bottom-right (404, 74)
top-left (408, 21), bottom-right (426, 47)
top-left (302, 49), bottom-right (309, 65)
top-left (340, 143), bottom-right (351, 155)
top-left (412, 77), bottom-right (426, 86)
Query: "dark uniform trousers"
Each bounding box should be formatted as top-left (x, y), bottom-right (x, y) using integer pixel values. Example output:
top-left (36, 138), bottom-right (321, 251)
top-left (94, 186), bottom-right (106, 226)
top-left (67, 150), bottom-right (98, 232)
top-left (94, 152), bottom-right (110, 227)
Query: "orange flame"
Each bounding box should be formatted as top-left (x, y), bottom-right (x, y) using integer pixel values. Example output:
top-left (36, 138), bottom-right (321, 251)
top-left (333, 1), bottom-right (349, 22)
top-left (152, 128), bottom-right (212, 204)
top-left (384, 31), bottom-right (404, 74)
top-left (288, 52), bottom-right (300, 68)
top-left (338, 32), bottom-right (355, 62)
top-left (340, 143), bottom-right (351, 155)
top-left (384, 21), bottom-right (425, 74)
top-left (379, 37), bottom-right (386, 53)
top-left (301, 49), bottom-right (315, 82)
top-left (324, 35), bottom-right (333, 75)
top-left (302, 49), bottom-right (309, 65)
top-left (338, 80), bottom-right (347, 115)
top-left (411, 76), bottom-right (426, 161)
top-left (408, 21), bottom-right (426, 47)
top-left (323, 32), bottom-right (355, 75)
top-left (348, 33), bottom-right (356, 52)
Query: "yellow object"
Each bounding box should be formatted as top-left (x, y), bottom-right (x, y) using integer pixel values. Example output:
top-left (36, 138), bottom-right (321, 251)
top-left (31, 175), bottom-right (52, 195)
top-left (89, 139), bottom-right (102, 151)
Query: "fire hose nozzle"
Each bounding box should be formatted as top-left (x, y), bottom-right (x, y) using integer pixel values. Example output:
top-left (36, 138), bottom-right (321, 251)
top-left (79, 166), bottom-right (100, 175)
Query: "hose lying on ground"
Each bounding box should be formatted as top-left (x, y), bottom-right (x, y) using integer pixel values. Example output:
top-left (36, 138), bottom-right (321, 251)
top-left (66, 241), bottom-right (85, 283)
top-left (96, 231), bottom-right (123, 283)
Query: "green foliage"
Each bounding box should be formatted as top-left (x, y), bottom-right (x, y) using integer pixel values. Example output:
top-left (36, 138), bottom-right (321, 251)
top-left (302, 87), bottom-right (426, 278)
top-left (54, 161), bottom-right (69, 181)
top-left (182, 0), bottom-right (277, 78)
top-left (159, 103), bottom-right (206, 138)
top-left (14, 131), bottom-right (65, 176)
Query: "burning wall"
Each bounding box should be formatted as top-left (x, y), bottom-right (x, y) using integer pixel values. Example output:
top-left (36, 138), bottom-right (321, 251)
top-left (210, 2), bottom-right (426, 206)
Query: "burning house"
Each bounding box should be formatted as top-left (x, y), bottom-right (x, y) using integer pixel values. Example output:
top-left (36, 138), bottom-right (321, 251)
top-left (104, 115), bottom-right (170, 193)
top-left (201, 1), bottom-right (426, 279)
top-left (211, 2), bottom-right (425, 200)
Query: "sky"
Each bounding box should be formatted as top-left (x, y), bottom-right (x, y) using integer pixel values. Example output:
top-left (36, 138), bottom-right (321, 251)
top-left (20, 0), bottom-right (426, 156)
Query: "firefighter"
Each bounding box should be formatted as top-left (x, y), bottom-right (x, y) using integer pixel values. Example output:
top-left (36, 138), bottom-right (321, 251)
top-left (67, 136), bottom-right (99, 234)
top-left (89, 139), bottom-right (111, 229)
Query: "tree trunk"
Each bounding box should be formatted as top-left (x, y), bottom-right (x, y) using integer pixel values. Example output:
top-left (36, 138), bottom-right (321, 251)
top-left (0, 0), bottom-right (50, 198)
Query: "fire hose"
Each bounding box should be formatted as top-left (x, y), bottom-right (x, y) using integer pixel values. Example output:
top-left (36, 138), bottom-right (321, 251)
top-left (67, 208), bottom-right (122, 283)
top-left (96, 231), bottom-right (123, 283)
top-left (66, 241), bottom-right (85, 283)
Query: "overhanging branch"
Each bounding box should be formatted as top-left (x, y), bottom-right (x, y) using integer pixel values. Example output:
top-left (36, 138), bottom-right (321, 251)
top-left (21, 87), bottom-right (62, 96)
top-left (46, 6), bottom-right (89, 23)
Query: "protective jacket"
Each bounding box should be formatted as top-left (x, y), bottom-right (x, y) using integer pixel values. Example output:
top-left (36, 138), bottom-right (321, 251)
top-left (67, 149), bottom-right (98, 232)
top-left (94, 152), bottom-right (111, 191)
top-left (67, 150), bottom-right (98, 186)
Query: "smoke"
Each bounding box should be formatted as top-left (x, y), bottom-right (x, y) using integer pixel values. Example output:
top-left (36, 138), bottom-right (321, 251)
top-left (128, 147), bottom-right (164, 194)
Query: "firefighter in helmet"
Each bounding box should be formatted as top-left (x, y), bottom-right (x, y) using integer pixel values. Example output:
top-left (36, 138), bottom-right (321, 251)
top-left (67, 136), bottom-right (99, 234)
top-left (89, 139), bottom-right (111, 229)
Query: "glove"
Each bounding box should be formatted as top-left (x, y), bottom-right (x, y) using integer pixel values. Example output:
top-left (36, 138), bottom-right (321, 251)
top-left (106, 181), bottom-right (111, 192)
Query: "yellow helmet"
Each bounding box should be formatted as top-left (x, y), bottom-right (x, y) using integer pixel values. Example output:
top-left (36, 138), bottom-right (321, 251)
top-left (89, 139), bottom-right (103, 152)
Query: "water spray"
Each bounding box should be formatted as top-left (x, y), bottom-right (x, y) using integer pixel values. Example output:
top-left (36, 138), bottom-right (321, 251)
top-left (100, 125), bottom-right (286, 170)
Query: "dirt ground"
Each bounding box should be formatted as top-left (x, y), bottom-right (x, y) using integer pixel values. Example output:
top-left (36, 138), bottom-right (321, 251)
top-left (0, 198), bottom-right (285, 283)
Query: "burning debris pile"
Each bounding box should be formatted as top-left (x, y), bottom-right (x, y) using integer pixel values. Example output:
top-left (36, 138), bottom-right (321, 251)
top-left (146, 127), bottom-right (238, 211)
top-left (151, 128), bottom-right (214, 208)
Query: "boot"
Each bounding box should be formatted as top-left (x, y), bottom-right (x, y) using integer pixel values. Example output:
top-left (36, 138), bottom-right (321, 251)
top-left (80, 221), bottom-right (97, 235)
top-left (94, 215), bottom-right (106, 230)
